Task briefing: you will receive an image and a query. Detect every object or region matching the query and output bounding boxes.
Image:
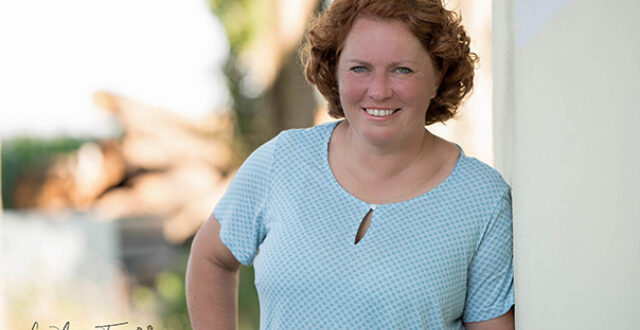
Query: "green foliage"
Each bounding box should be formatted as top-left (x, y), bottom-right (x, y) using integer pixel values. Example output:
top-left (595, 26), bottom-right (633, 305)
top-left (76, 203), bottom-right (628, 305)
top-left (144, 251), bottom-right (192, 330)
top-left (223, 59), bottom-right (263, 158)
top-left (237, 265), bottom-right (261, 329)
top-left (207, 0), bottom-right (268, 56)
top-left (1, 136), bottom-right (95, 209)
top-left (145, 245), bottom-right (260, 330)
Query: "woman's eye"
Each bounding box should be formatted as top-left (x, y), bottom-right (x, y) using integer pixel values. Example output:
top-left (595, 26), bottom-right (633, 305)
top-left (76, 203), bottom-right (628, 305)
top-left (395, 67), bottom-right (413, 74)
top-left (350, 66), bottom-right (367, 73)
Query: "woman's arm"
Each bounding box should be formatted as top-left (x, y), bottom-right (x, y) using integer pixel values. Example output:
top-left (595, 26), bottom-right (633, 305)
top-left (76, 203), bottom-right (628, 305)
top-left (464, 306), bottom-right (514, 330)
top-left (186, 213), bottom-right (242, 330)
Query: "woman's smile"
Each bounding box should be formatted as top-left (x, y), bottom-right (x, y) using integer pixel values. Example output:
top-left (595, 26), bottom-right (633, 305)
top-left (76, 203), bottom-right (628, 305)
top-left (362, 107), bottom-right (401, 119)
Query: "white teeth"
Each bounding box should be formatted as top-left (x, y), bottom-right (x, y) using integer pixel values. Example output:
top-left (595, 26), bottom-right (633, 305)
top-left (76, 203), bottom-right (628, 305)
top-left (365, 108), bottom-right (395, 117)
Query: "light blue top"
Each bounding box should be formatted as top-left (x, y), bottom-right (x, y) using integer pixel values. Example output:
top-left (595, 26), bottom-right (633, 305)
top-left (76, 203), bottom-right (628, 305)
top-left (214, 121), bottom-right (514, 329)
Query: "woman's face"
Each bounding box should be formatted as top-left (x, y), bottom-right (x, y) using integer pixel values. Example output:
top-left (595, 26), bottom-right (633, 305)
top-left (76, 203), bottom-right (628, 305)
top-left (336, 17), bottom-right (440, 146)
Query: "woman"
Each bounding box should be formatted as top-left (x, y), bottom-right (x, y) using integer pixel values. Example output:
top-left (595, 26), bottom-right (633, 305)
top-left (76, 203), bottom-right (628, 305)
top-left (187, 0), bottom-right (514, 329)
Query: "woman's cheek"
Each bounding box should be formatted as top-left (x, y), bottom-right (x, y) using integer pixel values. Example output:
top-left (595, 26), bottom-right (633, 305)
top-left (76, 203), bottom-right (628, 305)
top-left (394, 79), bottom-right (430, 103)
top-left (339, 76), bottom-right (367, 102)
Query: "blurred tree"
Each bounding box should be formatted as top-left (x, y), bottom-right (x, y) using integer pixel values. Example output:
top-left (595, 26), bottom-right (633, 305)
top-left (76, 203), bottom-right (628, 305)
top-left (207, 0), bottom-right (321, 154)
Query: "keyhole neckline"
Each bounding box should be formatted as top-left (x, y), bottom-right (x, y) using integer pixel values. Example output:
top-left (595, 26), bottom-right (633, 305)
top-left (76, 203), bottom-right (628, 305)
top-left (354, 208), bottom-right (374, 245)
top-left (324, 120), bottom-right (465, 208)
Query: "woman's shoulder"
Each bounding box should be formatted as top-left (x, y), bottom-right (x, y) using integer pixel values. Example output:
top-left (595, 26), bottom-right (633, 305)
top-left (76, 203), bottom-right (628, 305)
top-left (247, 121), bottom-right (338, 169)
top-left (455, 150), bottom-right (510, 196)
top-left (252, 122), bottom-right (333, 151)
top-left (271, 121), bottom-right (338, 152)
top-left (279, 121), bottom-right (338, 141)
top-left (444, 151), bottom-right (511, 223)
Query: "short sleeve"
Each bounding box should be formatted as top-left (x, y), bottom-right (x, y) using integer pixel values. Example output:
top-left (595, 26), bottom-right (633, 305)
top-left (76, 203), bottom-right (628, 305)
top-left (213, 134), bottom-right (279, 266)
top-left (463, 189), bottom-right (514, 322)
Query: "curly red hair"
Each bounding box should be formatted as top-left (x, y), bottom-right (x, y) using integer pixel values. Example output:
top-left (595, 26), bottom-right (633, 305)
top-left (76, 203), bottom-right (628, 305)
top-left (301, 0), bottom-right (478, 125)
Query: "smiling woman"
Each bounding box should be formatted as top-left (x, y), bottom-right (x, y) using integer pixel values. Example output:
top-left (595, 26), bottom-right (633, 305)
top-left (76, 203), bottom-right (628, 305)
top-left (186, 1), bottom-right (514, 329)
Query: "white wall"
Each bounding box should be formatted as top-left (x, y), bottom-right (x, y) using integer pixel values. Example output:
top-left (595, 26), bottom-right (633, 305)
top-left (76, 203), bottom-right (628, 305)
top-left (494, 0), bottom-right (640, 328)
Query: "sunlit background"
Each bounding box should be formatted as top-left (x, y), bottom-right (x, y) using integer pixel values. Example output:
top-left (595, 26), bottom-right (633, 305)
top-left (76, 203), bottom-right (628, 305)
top-left (0, 0), bottom-right (492, 329)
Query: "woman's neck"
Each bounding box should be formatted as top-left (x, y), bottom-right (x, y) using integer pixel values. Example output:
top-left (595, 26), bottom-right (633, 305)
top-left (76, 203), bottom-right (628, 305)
top-left (337, 120), bottom-right (436, 182)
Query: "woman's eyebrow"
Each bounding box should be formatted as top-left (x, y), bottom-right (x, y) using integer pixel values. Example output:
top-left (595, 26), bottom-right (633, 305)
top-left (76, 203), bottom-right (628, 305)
top-left (344, 59), bottom-right (371, 65)
top-left (344, 59), bottom-right (420, 65)
top-left (390, 59), bottom-right (420, 65)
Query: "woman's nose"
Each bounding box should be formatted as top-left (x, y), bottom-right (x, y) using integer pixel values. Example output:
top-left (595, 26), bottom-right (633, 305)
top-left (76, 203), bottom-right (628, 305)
top-left (367, 73), bottom-right (392, 100)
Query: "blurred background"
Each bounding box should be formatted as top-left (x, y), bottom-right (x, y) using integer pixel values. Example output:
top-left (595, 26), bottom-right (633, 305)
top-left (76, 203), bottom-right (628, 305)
top-left (0, 0), bottom-right (492, 329)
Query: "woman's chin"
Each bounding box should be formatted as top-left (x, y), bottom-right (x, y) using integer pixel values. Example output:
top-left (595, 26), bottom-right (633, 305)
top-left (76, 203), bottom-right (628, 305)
top-left (357, 126), bottom-right (404, 146)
